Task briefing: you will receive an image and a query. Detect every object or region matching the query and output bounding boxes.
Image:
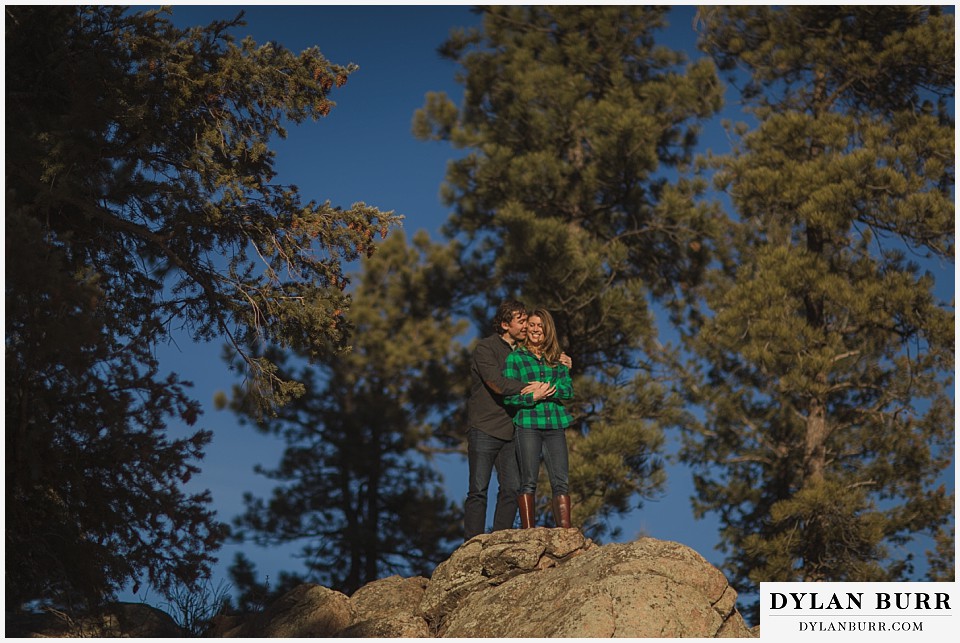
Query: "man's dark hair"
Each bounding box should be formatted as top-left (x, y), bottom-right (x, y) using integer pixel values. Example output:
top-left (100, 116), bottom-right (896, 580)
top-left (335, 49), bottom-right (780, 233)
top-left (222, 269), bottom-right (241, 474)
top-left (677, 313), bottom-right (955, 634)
top-left (493, 299), bottom-right (526, 334)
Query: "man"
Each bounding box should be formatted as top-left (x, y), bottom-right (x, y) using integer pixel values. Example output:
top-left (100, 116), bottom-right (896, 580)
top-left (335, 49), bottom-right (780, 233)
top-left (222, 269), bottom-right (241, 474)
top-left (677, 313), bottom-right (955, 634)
top-left (463, 300), bottom-right (555, 541)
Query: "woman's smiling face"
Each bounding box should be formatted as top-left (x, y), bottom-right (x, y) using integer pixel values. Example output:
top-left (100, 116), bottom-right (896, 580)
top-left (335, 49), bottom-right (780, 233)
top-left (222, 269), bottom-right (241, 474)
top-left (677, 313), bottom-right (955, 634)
top-left (526, 315), bottom-right (544, 349)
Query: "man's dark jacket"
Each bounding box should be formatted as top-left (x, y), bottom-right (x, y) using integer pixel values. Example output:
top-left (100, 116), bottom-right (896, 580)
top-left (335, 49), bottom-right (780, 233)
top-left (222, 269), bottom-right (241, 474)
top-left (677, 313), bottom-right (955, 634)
top-left (467, 334), bottom-right (525, 440)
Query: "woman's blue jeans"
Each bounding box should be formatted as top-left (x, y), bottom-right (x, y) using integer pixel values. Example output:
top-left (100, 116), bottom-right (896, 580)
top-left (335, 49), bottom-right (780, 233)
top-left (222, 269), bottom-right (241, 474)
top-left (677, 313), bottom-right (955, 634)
top-left (516, 427), bottom-right (569, 496)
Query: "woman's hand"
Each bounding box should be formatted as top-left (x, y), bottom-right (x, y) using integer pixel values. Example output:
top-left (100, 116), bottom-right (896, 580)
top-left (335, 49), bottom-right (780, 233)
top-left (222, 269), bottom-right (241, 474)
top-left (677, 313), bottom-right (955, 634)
top-left (521, 381), bottom-right (556, 401)
top-left (560, 352), bottom-right (573, 370)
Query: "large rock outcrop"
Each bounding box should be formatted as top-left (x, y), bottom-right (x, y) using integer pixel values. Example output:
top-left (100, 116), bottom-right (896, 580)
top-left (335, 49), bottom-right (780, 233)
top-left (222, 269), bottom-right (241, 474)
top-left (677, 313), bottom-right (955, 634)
top-left (216, 530), bottom-right (755, 638)
top-left (421, 529), bottom-right (751, 638)
top-left (8, 532), bottom-right (756, 638)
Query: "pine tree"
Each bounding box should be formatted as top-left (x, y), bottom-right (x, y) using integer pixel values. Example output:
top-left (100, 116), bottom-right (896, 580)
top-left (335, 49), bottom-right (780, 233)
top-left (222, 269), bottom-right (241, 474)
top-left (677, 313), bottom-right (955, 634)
top-left (5, 5), bottom-right (398, 609)
top-left (413, 5), bottom-right (724, 537)
top-left (224, 231), bottom-right (467, 595)
top-left (681, 6), bottom-right (954, 618)
top-left (925, 519), bottom-right (956, 583)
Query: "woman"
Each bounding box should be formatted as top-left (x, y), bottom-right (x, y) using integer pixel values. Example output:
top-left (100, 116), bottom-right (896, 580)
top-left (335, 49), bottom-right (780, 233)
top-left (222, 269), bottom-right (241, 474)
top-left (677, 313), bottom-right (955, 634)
top-left (503, 308), bottom-right (574, 528)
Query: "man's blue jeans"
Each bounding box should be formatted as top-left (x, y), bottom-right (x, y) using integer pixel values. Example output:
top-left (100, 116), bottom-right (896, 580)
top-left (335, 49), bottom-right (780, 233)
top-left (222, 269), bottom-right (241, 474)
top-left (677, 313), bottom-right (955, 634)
top-left (516, 427), bottom-right (569, 496)
top-left (463, 428), bottom-right (520, 540)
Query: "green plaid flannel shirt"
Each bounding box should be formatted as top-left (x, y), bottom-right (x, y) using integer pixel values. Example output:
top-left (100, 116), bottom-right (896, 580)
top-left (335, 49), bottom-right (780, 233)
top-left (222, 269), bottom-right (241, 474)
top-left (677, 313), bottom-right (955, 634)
top-left (502, 346), bottom-right (573, 430)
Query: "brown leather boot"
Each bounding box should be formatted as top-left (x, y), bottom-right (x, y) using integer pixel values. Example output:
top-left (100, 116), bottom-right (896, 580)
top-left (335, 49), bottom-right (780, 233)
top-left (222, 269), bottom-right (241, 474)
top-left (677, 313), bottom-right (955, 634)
top-left (552, 494), bottom-right (572, 528)
top-left (517, 493), bottom-right (535, 528)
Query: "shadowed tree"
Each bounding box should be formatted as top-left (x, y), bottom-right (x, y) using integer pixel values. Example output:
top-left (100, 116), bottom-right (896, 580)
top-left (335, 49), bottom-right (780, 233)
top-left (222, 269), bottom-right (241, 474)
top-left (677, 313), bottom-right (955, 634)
top-left (681, 5), bottom-right (954, 620)
top-left (5, 5), bottom-right (398, 609)
top-left (225, 231), bottom-right (467, 595)
top-left (413, 5), bottom-right (724, 537)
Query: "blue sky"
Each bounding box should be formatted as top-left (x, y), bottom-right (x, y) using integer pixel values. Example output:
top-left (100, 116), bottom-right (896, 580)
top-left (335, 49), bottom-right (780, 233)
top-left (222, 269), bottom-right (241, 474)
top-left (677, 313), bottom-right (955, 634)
top-left (131, 3), bottom-right (954, 605)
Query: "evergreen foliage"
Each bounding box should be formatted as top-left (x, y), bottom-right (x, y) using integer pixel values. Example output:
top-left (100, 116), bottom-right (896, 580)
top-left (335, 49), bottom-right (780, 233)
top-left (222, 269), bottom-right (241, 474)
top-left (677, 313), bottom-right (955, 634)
top-left (413, 5), bottom-right (724, 538)
top-left (5, 5), bottom-right (398, 609)
top-left (224, 231), bottom-right (467, 595)
top-left (682, 5), bottom-right (954, 617)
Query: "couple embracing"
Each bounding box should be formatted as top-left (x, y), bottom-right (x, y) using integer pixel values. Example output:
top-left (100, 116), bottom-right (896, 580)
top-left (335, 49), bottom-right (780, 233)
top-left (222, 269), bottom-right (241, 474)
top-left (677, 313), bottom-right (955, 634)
top-left (463, 300), bottom-right (574, 541)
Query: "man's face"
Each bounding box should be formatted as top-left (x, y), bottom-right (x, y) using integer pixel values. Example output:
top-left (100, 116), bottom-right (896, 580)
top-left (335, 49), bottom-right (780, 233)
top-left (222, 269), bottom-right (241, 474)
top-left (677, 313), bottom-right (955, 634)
top-left (501, 311), bottom-right (527, 345)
